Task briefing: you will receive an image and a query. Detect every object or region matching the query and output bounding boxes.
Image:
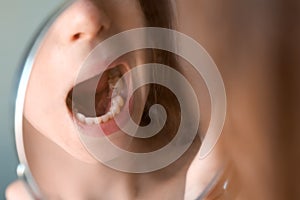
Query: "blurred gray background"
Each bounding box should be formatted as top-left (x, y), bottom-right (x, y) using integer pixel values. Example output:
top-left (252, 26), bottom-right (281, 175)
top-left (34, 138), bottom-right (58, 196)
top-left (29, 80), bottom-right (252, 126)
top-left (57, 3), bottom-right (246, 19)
top-left (0, 0), bottom-right (64, 198)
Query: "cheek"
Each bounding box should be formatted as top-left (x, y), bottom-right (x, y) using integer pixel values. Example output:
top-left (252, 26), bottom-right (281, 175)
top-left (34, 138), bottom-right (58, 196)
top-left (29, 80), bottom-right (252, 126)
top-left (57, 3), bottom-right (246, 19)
top-left (23, 36), bottom-right (76, 150)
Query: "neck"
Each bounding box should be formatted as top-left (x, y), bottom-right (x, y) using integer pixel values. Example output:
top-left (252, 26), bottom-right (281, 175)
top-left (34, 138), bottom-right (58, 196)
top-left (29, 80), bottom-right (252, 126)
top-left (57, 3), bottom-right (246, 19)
top-left (23, 118), bottom-right (200, 199)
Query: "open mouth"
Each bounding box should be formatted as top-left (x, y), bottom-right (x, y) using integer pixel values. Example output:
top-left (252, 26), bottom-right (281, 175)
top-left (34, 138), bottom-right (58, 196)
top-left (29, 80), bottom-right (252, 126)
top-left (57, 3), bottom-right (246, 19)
top-left (66, 64), bottom-right (128, 126)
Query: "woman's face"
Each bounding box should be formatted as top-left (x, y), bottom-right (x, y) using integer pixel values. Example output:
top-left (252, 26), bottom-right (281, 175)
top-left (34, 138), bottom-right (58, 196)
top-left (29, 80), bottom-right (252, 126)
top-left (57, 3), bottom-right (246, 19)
top-left (24, 0), bottom-right (147, 162)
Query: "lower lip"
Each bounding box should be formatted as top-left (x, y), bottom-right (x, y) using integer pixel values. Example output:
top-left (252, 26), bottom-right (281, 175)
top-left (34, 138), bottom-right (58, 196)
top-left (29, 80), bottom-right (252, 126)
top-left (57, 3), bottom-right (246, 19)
top-left (73, 97), bottom-right (133, 137)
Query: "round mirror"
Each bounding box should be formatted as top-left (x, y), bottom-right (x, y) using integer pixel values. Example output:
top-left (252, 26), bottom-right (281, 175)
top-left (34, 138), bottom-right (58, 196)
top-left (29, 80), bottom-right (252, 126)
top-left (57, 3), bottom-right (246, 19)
top-left (14, 0), bottom-right (229, 199)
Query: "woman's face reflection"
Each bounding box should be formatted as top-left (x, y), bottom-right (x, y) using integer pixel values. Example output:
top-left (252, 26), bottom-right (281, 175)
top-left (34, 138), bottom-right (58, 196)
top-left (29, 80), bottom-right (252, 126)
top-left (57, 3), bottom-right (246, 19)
top-left (14, 0), bottom-right (229, 199)
top-left (24, 0), bottom-right (147, 162)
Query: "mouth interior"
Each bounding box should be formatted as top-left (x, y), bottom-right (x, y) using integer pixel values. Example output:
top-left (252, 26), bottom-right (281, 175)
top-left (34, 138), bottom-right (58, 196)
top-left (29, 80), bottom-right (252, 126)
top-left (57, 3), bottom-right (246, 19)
top-left (66, 65), bottom-right (127, 119)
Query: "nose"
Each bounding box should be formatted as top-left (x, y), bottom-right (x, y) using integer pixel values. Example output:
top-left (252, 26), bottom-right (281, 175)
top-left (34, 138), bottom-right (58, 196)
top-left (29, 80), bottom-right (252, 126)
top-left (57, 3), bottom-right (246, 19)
top-left (60, 0), bottom-right (111, 43)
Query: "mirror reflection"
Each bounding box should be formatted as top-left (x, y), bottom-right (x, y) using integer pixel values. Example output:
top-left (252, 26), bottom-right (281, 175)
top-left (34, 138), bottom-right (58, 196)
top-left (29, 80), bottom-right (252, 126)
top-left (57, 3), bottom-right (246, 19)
top-left (12, 0), bottom-right (227, 199)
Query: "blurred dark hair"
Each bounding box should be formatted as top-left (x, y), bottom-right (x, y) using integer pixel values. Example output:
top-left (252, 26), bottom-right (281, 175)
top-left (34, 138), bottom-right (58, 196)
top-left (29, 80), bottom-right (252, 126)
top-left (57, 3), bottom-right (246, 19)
top-left (138, 0), bottom-right (174, 28)
top-left (135, 1), bottom-right (198, 151)
top-left (137, 1), bottom-right (180, 129)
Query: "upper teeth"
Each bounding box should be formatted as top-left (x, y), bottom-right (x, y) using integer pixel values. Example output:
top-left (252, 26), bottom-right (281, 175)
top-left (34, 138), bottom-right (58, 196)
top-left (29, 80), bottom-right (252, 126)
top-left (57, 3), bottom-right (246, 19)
top-left (74, 69), bottom-right (125, 125)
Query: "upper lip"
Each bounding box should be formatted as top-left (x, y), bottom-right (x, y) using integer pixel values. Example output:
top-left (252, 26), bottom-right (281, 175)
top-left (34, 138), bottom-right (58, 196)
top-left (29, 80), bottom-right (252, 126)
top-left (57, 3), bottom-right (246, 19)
top-left (75, 59), bottom-right (118, 86)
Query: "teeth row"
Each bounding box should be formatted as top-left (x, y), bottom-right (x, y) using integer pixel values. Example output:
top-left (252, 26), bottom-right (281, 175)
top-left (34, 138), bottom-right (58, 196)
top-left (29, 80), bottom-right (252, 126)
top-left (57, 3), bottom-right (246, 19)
top-left (109, 75), bottom-right (124, 97)
top-left (74, 69), bottom-right (125, 125)
top-left (75, 95), bottom-right (124, 125)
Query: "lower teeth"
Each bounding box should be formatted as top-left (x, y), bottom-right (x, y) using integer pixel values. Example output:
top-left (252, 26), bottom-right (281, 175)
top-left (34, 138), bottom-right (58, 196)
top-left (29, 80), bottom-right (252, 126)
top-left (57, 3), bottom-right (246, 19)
top-left (74, 70), bottom-right (125, 125)
top-left (75, 94), bottom-right (124, 125)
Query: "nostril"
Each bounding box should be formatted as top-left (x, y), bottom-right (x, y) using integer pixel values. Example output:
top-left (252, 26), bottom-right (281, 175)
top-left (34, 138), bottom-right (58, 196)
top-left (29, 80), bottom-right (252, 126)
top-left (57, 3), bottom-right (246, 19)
top-left (71, 24), bottom-right (105, 42)
top-left (66, 1), bottom-right (111, 44)
top-left (72, 33), bottom-right (83, 41)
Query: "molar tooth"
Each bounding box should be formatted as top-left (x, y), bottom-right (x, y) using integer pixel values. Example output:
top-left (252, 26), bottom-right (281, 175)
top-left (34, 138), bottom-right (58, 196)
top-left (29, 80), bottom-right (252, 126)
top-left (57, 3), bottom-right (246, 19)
top-left (97, 117), bottom-right (103, 124)
top-left (101, 114), bottom-right (109, 123)
top-left (76, 113), bottom-right (86, 123)
top-left (113, 79), bottom-right (124, 96)
top-left (106, 112), bottom-right (113, 119)
top-left (110, 105), bottom-right (120, 115)
top-left (114, 95), bottom-right (124, 107)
